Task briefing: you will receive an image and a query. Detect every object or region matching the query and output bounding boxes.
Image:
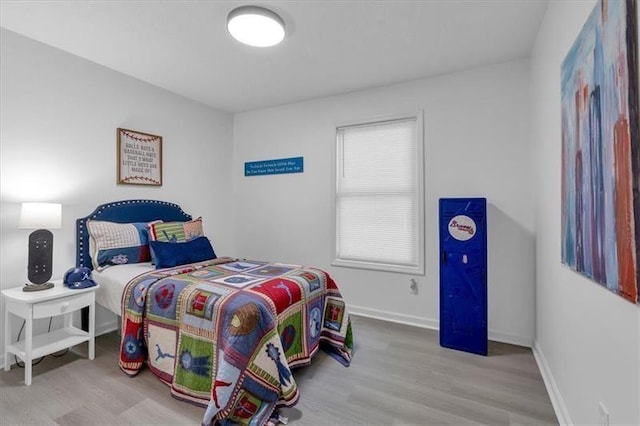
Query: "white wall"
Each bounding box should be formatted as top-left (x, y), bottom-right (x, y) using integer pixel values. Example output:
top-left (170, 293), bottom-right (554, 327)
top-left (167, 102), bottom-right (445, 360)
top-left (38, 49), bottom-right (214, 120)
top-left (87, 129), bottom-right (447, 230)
top-left (232, 59), bottom-right (534, 346)
top-left (7, 8), bottom-right (637, 422)
top-left (0, 29), bottom-right (235, 362)
top-left (530, 2), bottom-right (640, 425)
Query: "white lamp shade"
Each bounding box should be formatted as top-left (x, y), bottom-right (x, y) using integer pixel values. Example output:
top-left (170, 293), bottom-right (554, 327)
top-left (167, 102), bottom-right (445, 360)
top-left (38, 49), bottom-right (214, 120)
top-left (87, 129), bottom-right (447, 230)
top-left (227, 6), bottom-right (285, 47)
top-left (19, 202), bottom-right (62, 229)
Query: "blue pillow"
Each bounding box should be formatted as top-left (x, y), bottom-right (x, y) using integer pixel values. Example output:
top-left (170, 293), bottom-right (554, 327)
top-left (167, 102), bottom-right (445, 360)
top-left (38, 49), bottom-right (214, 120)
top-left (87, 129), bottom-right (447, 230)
top-left (149, 237), bottom-right (216, 269)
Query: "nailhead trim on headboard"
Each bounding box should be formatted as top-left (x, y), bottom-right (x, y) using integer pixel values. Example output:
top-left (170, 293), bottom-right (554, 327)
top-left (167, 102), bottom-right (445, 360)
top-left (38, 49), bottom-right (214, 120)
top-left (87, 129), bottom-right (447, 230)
top-left (76, 200), bottom-right (192, 270)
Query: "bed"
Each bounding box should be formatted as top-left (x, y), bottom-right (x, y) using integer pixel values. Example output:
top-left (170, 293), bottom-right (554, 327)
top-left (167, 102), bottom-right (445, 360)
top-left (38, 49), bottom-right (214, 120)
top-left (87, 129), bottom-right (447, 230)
top-left (76, 200), bottom-right (353, 425)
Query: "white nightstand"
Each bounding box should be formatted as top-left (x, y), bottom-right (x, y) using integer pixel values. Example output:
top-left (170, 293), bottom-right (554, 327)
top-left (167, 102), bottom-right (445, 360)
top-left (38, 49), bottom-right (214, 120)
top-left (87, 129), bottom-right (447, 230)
top-left (2, 280), bottom-right (99, 385)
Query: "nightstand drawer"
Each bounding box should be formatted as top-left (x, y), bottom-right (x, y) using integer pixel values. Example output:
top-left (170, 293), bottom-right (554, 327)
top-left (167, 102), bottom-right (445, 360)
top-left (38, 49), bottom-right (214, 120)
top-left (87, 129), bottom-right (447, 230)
top-left (32, 292), bottom-right (93, 319)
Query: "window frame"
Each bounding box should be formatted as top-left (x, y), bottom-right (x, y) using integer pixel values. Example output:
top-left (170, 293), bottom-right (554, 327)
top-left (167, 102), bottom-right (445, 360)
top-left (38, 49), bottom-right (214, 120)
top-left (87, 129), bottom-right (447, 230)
top-left (331, 112), bottom-right (425, 275)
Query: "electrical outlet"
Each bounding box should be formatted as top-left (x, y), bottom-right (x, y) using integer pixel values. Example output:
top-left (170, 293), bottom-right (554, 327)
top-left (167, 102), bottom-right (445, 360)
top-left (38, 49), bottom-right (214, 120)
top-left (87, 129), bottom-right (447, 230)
top-left (598, 401), bottom-right (610, 426)
top-left (409, 278), bottom-right (418, 295)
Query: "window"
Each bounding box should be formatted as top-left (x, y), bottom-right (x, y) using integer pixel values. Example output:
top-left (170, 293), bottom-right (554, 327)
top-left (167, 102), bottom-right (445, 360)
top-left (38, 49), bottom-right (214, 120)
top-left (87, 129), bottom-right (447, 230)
top-left (333, 114), bottom-right (424, 274)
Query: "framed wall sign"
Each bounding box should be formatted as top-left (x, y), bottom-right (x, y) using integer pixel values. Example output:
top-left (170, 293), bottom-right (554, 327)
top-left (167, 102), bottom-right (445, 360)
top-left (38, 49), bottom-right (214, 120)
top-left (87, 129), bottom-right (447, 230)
top-left (117, 128), bottom-right (163, 186)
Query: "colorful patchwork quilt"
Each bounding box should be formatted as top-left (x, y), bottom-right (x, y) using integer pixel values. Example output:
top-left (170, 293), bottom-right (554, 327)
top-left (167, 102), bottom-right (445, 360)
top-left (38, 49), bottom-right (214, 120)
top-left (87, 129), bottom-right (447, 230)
top-left (119, 257), bottom-right (353, 425)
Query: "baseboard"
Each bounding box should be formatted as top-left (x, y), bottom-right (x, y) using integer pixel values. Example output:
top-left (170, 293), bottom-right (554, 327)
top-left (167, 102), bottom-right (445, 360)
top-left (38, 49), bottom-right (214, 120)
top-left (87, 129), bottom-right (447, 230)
top-left (348, 304), bottom-right (532, 347)
top-left (532, 340), bottom-right (572, 425)
top-left (348, 304), bottom-right (439, 330)
top-left (488, 329), bottom-right (533, 348)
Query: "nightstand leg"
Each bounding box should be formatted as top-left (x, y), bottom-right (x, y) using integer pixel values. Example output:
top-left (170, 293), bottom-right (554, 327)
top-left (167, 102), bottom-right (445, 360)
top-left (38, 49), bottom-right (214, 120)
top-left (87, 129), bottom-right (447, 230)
top-left (24, 306), bottom-right (33, 386)
top-left (3, 305), bottom-right (10, 371)
top-left (88, 300), bottom-right (95, 360)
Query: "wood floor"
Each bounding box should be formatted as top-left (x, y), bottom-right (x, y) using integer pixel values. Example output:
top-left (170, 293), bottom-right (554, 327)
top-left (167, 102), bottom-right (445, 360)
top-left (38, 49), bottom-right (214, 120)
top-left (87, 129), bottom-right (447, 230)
top-left (0, 315), bottom-right (557, 425)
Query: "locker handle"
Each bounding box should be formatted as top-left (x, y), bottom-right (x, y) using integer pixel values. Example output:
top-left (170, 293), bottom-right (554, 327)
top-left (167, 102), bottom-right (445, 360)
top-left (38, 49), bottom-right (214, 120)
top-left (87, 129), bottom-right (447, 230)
top-left (442, 250), bottom-right (447, 264)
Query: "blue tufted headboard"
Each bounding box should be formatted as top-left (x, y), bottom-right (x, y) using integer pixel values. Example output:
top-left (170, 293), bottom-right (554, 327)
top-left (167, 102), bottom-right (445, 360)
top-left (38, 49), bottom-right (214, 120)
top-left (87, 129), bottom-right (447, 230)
top-left (76, 199), bottom-right (192, 270)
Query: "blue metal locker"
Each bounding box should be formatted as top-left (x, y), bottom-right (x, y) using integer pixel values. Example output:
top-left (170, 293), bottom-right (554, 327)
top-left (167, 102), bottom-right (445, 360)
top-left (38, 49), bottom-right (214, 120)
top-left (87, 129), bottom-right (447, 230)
top-left (439, 198), bottom-right (488, 356)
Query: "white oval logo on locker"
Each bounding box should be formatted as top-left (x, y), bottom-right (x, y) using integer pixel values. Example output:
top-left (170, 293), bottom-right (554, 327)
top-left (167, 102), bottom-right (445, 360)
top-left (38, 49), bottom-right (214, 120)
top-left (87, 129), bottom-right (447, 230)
top-left (448, 215), bottom-right (476, 241)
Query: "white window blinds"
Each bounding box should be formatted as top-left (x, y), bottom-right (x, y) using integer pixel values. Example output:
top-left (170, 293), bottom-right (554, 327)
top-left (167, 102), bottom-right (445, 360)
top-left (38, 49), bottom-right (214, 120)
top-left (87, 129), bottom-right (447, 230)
top-left (335, 116), bottom-right (423, 272)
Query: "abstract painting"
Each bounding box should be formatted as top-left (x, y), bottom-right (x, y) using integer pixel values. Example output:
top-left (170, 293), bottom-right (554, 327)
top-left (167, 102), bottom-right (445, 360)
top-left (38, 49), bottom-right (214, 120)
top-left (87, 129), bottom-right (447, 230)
top-left (561, 0), bottom-right (639, 303)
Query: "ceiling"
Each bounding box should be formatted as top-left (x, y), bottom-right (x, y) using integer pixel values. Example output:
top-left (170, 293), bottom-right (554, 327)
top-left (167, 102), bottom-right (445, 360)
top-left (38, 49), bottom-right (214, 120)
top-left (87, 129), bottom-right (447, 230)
top-left (0, 0), bottom-right (548, 113)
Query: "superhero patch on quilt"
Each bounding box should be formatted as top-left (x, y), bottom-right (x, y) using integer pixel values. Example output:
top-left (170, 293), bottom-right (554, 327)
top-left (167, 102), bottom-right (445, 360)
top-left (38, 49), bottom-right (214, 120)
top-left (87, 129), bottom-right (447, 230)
top-left (182, 284), bottom-right (231, 337)
top-left (211, 350), bottom-right (242, 410)
top-left (229, 389), bottom-right (265, 425)
top-left (187, 288), bottom-right (217, 320)
top-left (307, 296), bottom-right (323, 345)
top-left (188, 267), bottom-right (225, 280)
top-left (128, 278), bottom-right (155, 310)
top-left (245, 327), bottom-right (296, 403)
top-left (248, 265), bottom-right (295, 277)
top-left (147, 322), bottom-right (177, 381)
top-left (212, 274), bottom-right (264, 288)
top-left (288, 270), bottom-right (324, 298)
top-left (120, 317), bottom-right (145, 366)
top-left (147, 279), bottom-right (191, 321)
top-left (250, 278), bottom-right (302, 314)
top-left (277, 310), bottom-right (304, 359)
top-left (217, 261), bottom-right (267, 273)
top-left (174, 333), bottom-right (214, 394)
top-left (324, 297), bottom-right (345, 331)
top-left (220, 293), bottom-right (273, 361)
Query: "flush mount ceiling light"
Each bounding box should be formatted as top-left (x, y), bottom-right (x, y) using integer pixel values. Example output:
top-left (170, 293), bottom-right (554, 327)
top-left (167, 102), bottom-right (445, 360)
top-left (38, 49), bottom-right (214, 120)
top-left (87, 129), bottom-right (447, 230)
top-left (227, 5), bottom-right (285, 47)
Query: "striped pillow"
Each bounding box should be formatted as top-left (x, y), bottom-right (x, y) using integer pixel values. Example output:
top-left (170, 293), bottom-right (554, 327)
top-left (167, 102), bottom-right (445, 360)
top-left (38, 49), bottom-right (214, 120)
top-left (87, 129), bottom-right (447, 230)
top-left (148, 218), bottom-right (204, 265)
top-left (87, 220), bottom-right (156, 270)
top-left (149, 217), bottom-right (203, 243)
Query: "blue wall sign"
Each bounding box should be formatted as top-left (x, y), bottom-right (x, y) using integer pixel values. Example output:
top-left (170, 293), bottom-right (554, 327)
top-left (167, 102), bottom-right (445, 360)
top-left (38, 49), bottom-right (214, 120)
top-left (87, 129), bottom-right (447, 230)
top-left (244, 157), bottom-right (304, 177)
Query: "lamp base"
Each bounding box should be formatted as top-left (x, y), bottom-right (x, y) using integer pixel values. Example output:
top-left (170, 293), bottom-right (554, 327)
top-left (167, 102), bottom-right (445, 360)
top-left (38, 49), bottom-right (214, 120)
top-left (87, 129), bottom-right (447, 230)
top-left (27, 229), bottom-right (54, 285)
top-left (23, 282), bottom-right (55, 292)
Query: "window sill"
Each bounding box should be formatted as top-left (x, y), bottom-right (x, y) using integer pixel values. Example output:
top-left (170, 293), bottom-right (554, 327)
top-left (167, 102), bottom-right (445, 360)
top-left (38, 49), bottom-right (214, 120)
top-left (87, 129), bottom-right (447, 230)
top-left (331, 258), bottom-right (424, 275)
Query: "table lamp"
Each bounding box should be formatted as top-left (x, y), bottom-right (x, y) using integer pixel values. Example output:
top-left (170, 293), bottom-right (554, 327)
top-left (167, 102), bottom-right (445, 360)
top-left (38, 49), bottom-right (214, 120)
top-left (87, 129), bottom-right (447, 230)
top-left (19, 202), bottom-right (62, 291)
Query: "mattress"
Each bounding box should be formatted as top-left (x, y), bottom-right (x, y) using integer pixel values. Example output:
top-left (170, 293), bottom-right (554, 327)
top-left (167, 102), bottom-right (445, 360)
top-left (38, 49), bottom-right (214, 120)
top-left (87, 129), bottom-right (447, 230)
top-left (93, 262), bottom-right (154, 315)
